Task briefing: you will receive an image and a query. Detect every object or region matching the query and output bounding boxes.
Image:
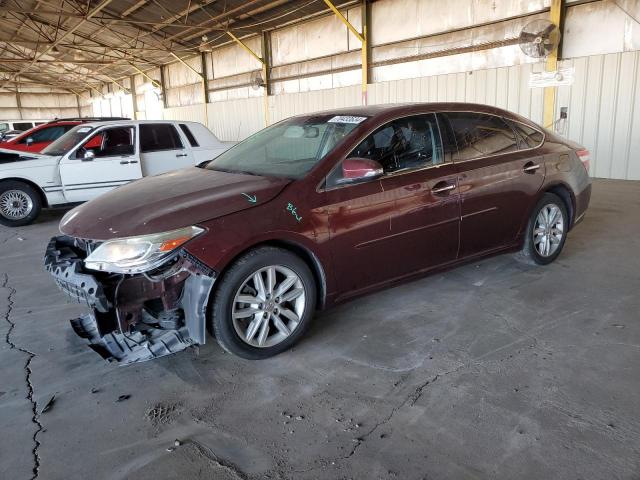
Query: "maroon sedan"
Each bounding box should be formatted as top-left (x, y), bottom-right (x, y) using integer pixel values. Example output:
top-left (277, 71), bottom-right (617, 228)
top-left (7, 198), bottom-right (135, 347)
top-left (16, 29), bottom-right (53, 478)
top-left (45, 103), bottom-right (591, 363)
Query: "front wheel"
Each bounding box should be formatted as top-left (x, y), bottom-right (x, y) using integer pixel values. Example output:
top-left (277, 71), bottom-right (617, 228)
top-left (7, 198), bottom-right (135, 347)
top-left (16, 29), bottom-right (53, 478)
top-left (519, 192), bottom-right (568, 265)
top-left (210, 247), bottom-right (317, 359)
top-left (0, 181), bottom-right (42, 227)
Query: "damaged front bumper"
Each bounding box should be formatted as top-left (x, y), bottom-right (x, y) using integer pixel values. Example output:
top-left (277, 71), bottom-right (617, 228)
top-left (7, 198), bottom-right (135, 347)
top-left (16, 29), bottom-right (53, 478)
top-left (44, 235), bottom-right (216, 364)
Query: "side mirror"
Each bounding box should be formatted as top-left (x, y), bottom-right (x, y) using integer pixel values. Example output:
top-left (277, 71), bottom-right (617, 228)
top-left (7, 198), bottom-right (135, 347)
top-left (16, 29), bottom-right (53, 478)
top-left (340, 157), bottom-right (384, 183)
top-left (82, 150), bottom-right (95, 161)
top-left (26, 137), bottom-right (33, 146)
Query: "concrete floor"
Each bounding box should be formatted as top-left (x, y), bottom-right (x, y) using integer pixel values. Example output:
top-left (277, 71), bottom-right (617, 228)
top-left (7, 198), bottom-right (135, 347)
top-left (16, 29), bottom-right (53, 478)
top-left (1, 178), bottom-right (639, 480)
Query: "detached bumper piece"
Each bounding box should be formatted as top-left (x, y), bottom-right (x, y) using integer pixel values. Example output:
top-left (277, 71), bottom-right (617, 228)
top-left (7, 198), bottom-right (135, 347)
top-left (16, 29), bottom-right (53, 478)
top-left (70, 314), bottom-right (194, 363)
top-left (44, 235), bottom-right (215, 365)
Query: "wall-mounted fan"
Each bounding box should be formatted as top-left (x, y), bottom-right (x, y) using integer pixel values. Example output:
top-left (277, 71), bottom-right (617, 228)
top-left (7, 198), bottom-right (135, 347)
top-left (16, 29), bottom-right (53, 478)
top-left (250, 71), bottom-right (265, 90)
top-left (519, 19), bottom-right (561, 58)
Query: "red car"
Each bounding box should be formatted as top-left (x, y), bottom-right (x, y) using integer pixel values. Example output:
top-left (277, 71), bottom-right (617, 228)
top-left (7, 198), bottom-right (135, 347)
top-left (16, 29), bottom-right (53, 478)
top-left (0, 117), bottom-right (128, 153)
top-left (45, 103), bottom-right (591, 363)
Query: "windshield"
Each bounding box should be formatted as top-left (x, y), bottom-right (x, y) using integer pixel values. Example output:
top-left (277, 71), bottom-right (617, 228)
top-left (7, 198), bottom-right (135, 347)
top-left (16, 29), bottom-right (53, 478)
top-left (41, 125), bottom-right (94, 156)
top-left (205, 114), bottom-right (366, 178)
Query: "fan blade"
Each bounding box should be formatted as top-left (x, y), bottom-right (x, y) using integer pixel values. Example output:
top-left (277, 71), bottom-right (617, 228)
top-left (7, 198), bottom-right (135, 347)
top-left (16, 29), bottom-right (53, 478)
top-left (542, 22), bottom-right (557, 36)
top-left (520, 31), bottom-right (539, 42)
top-left (537, 42), bottom-right (546, 58)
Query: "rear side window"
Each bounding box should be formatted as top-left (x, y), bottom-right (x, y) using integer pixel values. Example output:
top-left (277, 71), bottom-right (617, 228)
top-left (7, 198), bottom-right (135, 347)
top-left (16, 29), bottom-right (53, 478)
top-left (179, 124), bottom-right (199, 147)
top-left (443, 112), bottom-right (519, 161)
top-left (140, 124), bottom-right (184, 152)
top-left (508, 121), bottom-right (544, 149)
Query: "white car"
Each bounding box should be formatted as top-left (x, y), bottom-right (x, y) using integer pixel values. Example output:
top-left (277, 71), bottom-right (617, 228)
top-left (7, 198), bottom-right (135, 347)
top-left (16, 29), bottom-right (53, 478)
top-left (0, 120), bottom-right (233, 226)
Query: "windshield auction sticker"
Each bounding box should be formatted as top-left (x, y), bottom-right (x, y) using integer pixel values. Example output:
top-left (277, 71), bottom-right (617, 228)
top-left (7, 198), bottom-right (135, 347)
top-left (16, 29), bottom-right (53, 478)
top-left (327, 115), bottom-right (367, 124)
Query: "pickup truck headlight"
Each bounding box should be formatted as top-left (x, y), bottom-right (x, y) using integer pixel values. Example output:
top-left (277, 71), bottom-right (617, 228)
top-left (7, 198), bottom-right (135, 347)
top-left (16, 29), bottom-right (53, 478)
top-left (84, 226), bottom-right (204, 274)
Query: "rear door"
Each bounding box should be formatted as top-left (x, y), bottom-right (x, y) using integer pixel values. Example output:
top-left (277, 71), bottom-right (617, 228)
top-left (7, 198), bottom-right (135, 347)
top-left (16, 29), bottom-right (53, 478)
top-left (59, 125), bottom-right (142, 202)
top-left (441, 112), bottom-right (545, 258)
top-left (139, 123), bottom-right (194, 176)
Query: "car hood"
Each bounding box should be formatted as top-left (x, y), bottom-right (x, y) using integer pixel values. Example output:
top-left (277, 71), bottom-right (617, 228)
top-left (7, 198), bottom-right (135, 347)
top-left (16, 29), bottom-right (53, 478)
top-left (60, 167), bottom-right (292, 240)
top-left (0, 147), bottom-right (51, 163)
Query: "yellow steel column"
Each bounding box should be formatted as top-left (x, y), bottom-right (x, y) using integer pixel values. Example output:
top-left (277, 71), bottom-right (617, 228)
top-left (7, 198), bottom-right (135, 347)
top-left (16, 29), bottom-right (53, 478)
top-left (361, 0), bottom-right (369, 105)
top-left (261, 31), bottom-right (271, 127)
top-left (323, 0), bottom-right (367, 105)
top-left (543, 0), bottom-right (563, 128)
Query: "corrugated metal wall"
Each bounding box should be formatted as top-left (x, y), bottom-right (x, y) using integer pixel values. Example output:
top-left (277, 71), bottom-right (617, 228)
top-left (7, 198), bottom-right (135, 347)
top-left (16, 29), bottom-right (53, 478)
top-left (557, 52), bottom-right (640, 180)
top-left (164, 51), bottom-right (640, 180)
top-left (0, 89), bottom-right (80, 120)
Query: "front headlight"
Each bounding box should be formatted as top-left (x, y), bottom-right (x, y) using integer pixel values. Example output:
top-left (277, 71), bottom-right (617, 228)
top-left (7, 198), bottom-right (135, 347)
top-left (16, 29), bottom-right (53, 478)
top-left (84, 226), bottom-right (204, 274)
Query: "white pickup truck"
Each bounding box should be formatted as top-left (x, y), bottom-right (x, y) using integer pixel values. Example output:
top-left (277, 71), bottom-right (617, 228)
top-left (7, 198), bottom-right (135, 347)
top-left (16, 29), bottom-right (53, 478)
top-left (0, 120), bottom-right (233, 226)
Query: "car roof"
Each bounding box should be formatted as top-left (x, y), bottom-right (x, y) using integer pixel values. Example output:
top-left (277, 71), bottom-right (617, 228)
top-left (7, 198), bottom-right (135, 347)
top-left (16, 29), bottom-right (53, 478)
top-left (78, 119), bottom-right (200, 128)
top-left (292, 102), bottom-right (534, 124)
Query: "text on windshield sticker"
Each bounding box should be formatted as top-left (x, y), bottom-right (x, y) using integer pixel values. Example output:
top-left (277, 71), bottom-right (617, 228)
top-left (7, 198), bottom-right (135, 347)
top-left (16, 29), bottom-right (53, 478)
top-left (327, 115), bottom-right (367, 124)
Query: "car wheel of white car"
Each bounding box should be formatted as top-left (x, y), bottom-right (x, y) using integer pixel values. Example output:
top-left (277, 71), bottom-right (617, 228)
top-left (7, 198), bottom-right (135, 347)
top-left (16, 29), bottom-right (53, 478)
top-left (0, 181), bottom-right (42, 227)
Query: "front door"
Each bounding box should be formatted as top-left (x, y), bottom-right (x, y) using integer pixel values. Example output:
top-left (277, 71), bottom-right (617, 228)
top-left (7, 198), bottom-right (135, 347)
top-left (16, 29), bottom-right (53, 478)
top-left (325, 113), bottom-right (460, 297)
top-left (60, 125), bottom-right (142, 203)
top-left (440, 112), bottom-right (545, 258)
top-left (139, 123), bottom-right (194, 176)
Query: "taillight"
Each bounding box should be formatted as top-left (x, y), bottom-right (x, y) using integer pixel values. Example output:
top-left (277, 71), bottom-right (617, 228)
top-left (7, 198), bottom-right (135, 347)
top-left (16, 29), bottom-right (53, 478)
top-left (576, 149), bottom-right (591, 173)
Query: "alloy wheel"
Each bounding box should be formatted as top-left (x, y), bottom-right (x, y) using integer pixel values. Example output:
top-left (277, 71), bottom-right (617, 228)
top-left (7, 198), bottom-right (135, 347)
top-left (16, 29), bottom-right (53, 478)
top-left (232, 265), bottom-right (306, 348)
top-left (0, 189), bottom-right (33, 220)
top-left (533, 203), bottom-right (564, 257)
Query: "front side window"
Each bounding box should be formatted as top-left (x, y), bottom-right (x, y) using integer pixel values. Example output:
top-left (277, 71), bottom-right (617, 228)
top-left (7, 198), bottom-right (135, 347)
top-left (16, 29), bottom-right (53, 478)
top-left (140, 124), bottom-right (183, 152)
top-left (0, 123), bottom-right (9, 132)
top-left (205, 114), bottom-right (363, 178)
top-left (444, 112), bottom-right (518, 161)
top-left (74, 127), bottom-right (135, 159)
top-left (326, 114), bottom-right (443, 187)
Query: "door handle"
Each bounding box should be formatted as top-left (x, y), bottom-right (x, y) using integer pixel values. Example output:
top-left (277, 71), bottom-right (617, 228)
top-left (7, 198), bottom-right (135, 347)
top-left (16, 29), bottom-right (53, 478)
top-left (431, 182), bottom-right (456, 194)
top-left (176, 153), bottom-right (188, 158)
top-left (120, 160), bottom-right (139, 164)
top-left (523, 162), bottom-right (541, 173)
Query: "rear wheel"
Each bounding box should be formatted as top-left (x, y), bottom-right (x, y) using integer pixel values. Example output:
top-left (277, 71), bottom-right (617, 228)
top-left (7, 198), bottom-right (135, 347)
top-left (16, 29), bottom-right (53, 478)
top-left (0, 181), bottom-right (42, 227)
top-left (519, 192), bottom-right (568, 265)
top-left (210, 246), bottom-right (316, 359)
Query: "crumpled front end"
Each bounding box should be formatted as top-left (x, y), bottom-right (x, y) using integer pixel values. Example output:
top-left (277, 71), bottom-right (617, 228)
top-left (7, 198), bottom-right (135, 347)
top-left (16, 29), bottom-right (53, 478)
top-left (44, 235), bottom-right (215, 365)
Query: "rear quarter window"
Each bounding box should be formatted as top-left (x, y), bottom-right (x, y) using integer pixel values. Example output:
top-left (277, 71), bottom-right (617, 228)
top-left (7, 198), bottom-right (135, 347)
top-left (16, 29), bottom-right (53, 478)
top-left (179, 124), bottom-right (199, 147)
top-left (507, 121), bottom-right (544, 149)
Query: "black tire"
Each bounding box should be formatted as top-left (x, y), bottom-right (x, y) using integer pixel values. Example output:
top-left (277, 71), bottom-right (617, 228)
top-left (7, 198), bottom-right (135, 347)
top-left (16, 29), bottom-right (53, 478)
top-left (0, 180), bottom-right (42, 227)
top-left (519, 192), bottom-right (569, 265)
top-left (210, 246), bottom-right (317, 360)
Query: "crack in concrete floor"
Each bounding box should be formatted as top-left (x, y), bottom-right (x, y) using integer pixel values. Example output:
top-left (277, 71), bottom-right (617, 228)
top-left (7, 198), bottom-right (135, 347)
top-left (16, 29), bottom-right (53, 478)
top-left (2, 273), bottom-right (42, 480)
